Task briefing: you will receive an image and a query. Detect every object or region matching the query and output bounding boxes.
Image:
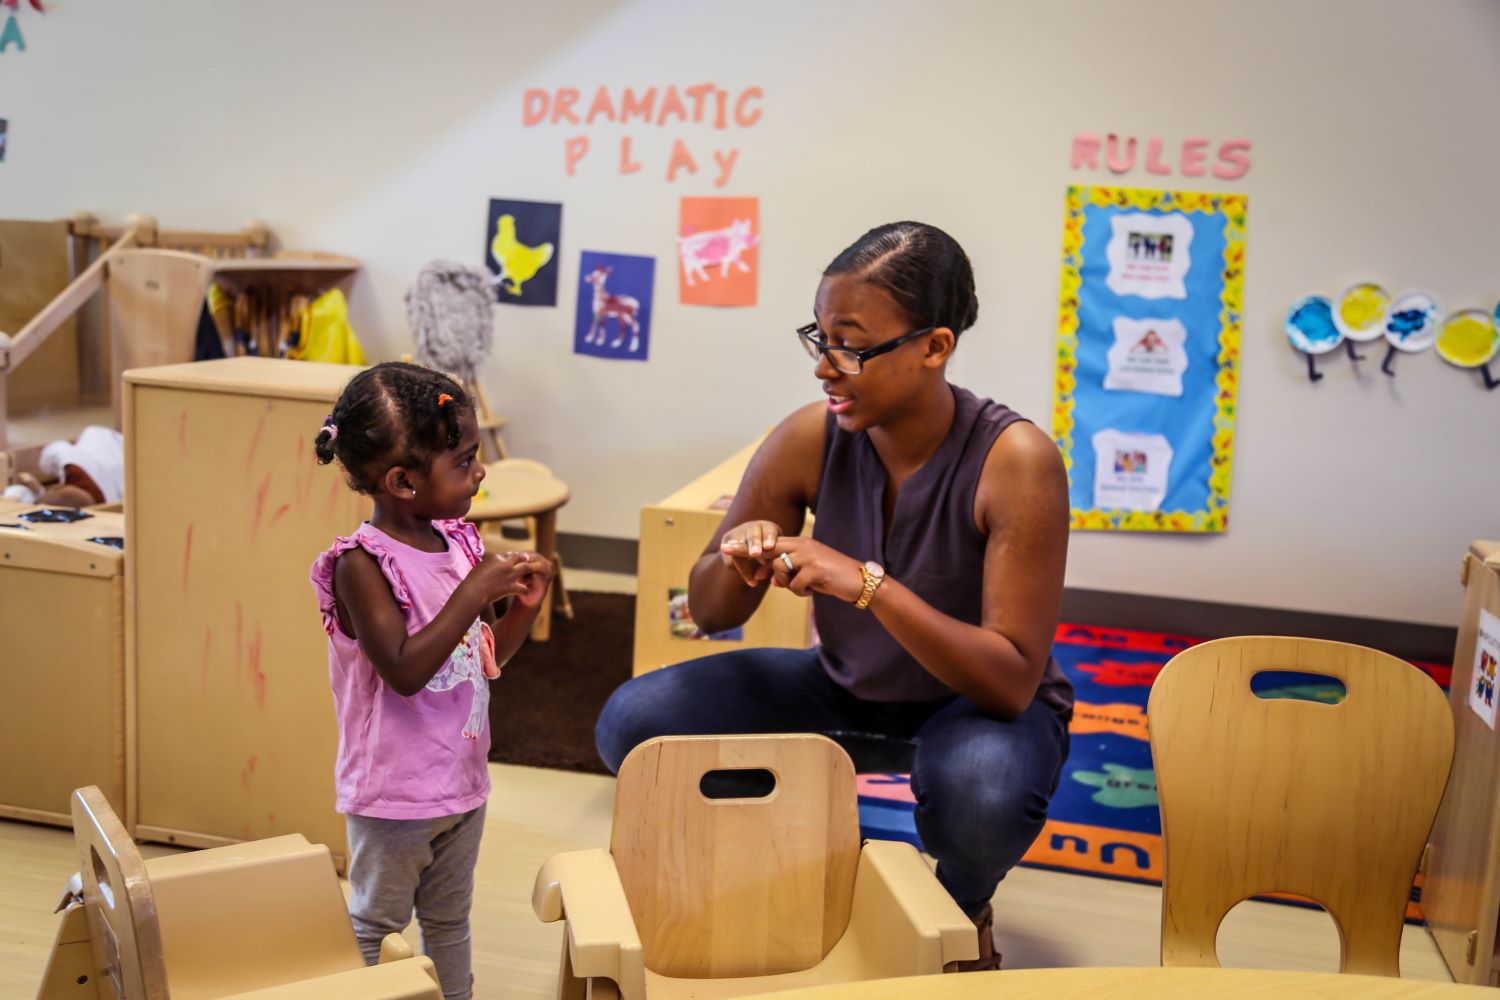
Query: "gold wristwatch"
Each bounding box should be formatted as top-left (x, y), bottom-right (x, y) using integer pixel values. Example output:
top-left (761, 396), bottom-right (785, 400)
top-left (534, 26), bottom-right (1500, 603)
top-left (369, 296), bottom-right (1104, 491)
top-left (855, 561), bottom-right (886, 610)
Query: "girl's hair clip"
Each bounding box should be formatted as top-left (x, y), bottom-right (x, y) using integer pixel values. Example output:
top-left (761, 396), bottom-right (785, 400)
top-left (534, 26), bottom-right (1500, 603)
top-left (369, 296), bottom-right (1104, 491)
top-left (321, 419), bottom-right (339, 442)
top-left (437, 393), bottom-right (453, 408)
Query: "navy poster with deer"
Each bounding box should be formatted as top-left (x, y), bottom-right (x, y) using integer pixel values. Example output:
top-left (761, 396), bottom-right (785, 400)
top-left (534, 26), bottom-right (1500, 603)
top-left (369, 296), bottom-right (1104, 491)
top-left (484, 198), bottom-right (561, 306)
top-left (574, 251), bottom-right (655, 362)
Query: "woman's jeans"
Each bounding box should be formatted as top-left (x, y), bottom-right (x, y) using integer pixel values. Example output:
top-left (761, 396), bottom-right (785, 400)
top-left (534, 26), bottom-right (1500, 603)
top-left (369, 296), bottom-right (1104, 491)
top-left (595, 647), bottom-right (1070, 917)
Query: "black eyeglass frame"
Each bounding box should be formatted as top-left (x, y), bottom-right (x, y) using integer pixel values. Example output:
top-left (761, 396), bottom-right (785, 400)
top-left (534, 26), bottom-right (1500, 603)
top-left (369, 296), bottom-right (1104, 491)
top-left (796, 322), bottom-right (936, 375)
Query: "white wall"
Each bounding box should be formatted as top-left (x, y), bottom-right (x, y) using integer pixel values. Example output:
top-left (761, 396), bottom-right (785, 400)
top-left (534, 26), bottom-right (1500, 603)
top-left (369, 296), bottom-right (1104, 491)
top-left (3, 0), bottom-right (1497, 625)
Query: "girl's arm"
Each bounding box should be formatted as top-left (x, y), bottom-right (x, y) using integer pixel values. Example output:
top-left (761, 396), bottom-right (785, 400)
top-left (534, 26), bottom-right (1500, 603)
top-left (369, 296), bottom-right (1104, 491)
top-left (486, 562), bottom-right (553, 668)
top-left (685, 402), bottom-right (823, 636)
top-left (771, 422), bottom-right (1069, 719)
top-left (334, 549), bottom-right (530, 696)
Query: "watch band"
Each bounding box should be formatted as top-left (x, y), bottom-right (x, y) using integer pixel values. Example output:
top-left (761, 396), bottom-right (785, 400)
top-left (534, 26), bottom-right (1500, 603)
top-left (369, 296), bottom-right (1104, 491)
top-left (855, 565), bottom-right (884, 610)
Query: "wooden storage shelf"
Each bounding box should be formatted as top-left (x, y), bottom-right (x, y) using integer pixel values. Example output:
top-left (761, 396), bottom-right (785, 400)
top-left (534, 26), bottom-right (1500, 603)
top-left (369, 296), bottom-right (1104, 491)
top-left (212, 254), bottom-right (360, 275)
top-left (632, 433), bottom-right (813, 676)
top-left (0, 503), bottom-right (126, 827)
top-left (125, 357), bottom-right (370, 869)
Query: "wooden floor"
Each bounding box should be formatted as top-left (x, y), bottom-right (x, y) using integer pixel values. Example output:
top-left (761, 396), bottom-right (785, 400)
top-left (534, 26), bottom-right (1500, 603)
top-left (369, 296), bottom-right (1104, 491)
top-left (1, 762), bottom-right (1454, 998)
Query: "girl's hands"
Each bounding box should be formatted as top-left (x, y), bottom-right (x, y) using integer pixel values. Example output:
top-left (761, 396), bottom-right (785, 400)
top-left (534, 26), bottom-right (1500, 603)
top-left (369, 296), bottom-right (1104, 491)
top-left (766, 537), bottom-right (865, 603)
top-left (513, 555), bottom-right (554, 609)
top-left (468, 551), bottom-right (552, 606)
top-left (718, 520), bottom-right (783, 586)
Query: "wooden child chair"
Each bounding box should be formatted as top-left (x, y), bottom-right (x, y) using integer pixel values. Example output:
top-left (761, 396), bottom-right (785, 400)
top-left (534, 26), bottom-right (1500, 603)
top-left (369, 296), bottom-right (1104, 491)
top-left (107, 250), bottom-right (216, 428)
top-left (1148, 636), bottom-right (1455, 977)
top-left (37, 786), bottom-right (442, 999)
top-left (532, 734), bottom-right (977, 999)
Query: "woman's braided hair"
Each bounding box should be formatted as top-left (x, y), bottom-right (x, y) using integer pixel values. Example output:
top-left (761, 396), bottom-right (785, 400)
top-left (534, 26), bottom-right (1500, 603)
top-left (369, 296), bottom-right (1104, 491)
top-left (823, 221), bottom-right (978, 338)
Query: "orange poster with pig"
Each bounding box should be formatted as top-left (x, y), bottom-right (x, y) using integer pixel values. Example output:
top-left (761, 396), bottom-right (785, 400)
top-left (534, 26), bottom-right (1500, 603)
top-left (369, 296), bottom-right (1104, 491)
top-left (678, 196), bottom-right (759, 307)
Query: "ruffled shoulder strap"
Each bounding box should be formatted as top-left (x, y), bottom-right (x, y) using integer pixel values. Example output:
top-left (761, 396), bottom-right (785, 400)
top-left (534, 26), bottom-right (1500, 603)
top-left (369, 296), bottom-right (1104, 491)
top-left (308, 523), bottom-right (416, 636)
top-left (439, 518), bottom-right (485, 567)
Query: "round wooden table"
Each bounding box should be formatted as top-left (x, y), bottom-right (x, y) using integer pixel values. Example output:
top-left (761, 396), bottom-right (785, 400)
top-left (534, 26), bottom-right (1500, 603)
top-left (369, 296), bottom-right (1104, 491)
top-left (750, 968), bottom-right (1487, 998)
top-left (467, 458), bottom-right (572, 640)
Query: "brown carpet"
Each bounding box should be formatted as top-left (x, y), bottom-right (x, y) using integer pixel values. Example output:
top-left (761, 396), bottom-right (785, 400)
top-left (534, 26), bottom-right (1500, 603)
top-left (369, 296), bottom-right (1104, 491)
top-left (487, 591), bottom-right (633, 775)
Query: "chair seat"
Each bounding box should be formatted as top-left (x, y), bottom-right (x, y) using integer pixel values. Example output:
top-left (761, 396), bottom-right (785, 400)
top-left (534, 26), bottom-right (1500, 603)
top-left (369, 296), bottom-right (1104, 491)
top-left (468, 459), bottom-right (569, 521)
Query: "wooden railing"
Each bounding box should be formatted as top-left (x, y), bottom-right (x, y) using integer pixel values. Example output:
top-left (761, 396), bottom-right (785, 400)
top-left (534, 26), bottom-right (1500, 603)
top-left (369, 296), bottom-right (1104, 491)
top-left (0, 213), bottom-right (271, 456)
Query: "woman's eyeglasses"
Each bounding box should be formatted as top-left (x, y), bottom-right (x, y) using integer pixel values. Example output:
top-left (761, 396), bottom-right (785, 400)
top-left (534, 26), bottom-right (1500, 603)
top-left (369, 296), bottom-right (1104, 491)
top-left (796, 323), bottom-right (935, 375)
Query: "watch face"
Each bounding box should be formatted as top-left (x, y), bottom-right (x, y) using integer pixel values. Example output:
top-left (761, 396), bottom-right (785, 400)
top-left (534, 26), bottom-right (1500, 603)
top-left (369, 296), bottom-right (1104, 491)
top-left (863, 561), bottom-right (885, 579)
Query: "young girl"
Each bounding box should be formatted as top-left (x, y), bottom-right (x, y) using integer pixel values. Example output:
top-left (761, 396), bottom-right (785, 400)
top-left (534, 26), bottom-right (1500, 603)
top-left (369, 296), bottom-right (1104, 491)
top-left (309, 361), bottom-right (551, 1000)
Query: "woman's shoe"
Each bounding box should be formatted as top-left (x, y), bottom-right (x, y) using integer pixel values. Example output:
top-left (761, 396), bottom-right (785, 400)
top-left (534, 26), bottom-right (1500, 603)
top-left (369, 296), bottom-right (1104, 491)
top-left (943, 902), bottom-right (1002, 972)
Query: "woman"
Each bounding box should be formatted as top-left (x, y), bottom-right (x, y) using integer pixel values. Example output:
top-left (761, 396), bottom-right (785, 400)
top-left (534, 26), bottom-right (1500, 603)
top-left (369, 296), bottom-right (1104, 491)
top-left (595, 222), bottom-right (1072, 970)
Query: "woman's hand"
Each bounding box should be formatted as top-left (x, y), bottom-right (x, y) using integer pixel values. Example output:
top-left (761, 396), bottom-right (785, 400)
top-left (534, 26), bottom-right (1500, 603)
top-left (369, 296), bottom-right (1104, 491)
top-left (718, 519), bottom-right (784, 586)
top-left (767, 537), bottom-right (866, 604)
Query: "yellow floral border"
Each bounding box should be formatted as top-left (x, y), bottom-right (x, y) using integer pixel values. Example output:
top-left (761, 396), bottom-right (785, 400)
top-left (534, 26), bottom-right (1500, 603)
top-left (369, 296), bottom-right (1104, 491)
top-left (1053, 185), bottom-right (1246, 533)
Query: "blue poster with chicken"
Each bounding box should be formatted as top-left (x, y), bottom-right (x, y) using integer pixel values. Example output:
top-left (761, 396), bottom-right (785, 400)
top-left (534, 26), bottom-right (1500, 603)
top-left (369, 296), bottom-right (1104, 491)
top-left (484, 198), bottom-right (561, 307)
top-left (1054, 185), bottom-right (1247, 533)
top-left (574, 251), bottom-right (655, 362)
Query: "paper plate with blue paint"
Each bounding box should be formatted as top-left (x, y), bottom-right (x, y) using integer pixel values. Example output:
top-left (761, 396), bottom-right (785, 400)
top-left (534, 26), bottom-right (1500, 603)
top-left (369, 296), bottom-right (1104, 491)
top-left (1436, 309), bottom-right (1500, 368)
top-left (1286, 295), bottom-right (1341, 354)
top-left (1383, 292), bottom-right (1441, 353)
top-left (1333, 282), bottom-right (1390, 343)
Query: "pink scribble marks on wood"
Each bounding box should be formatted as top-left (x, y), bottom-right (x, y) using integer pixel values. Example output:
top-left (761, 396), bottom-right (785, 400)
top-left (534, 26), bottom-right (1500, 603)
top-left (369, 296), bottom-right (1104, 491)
top-left (240, 754), bottom-right (258, 789)
top-left (250, 473), bottom-right (272, 544)
top-left (295, 436), bottom-right (313, 508)
top-left (324, 476), bottom-right (342, 519)
top-left (269, 503), bottom-right (291, 527)
top-left (235, 601), bottom-right (244, 678)
top-left (248, 624), bottom-right (268, 709)
top-left (246, 412), bottom-right (268, 477)
top-left (178, 412), bottom-right (188, 456)
top-left (181, 523), bottom-right (194, 593)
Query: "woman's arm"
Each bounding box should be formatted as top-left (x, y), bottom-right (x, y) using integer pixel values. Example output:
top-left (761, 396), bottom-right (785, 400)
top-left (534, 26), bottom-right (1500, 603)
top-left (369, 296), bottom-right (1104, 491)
top-left (686, 402), bottom-right (825, 636)
top-left (772, 422), bottom-right (1069, 719)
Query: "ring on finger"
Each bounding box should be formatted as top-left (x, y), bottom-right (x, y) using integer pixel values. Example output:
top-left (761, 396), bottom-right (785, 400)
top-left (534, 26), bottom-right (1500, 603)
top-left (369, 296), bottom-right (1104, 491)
top-left (780, 552), bottom-right (795, 572)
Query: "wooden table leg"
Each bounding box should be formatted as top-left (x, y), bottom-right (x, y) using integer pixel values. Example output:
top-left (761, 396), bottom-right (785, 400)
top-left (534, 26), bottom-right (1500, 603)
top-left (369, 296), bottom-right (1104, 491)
top-left (532, 509), bottom-right (558, 642)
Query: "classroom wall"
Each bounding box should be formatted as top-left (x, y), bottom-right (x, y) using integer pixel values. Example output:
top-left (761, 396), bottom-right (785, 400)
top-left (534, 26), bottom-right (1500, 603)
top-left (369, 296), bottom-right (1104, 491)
top-left (2, 0), bottom-right (1497, 626)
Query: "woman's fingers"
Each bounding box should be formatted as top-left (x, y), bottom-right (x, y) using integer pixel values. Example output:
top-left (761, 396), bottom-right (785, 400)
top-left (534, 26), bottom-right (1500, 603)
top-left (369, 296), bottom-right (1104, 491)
top-left (720, 550), bottom-right (763, 587)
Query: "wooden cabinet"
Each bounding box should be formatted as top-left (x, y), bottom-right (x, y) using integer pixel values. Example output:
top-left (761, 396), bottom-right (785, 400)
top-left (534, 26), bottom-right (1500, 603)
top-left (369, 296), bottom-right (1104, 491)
top-left (632, 435), bottom-right (812, 676)
top-left (1424, 540), bottom-right (1500, 985)
top-left (124, 357), bottom-right (367, 868)
top-left (0, 504), bottom-right (125, 825)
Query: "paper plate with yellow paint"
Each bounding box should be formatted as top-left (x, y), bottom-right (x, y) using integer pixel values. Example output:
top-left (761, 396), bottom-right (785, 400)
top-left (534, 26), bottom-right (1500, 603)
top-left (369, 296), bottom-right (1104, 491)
top-left (1383, 291), bottom-right (1441, 353)
top-left (1333, 282), bottom-right (1390, 343)
top-left (1436, 309), bottom-right (1500, 368)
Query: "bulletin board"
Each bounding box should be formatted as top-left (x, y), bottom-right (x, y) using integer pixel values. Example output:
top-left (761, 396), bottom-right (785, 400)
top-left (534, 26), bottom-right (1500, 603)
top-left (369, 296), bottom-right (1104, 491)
top-left (1053, 185), bottom-right (1247, 533)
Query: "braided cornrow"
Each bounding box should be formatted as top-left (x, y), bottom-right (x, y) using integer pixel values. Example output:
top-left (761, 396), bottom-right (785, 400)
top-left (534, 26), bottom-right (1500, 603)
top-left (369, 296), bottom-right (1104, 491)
top-left (823, 222), bottom-right (979, 339)
top-left (314, 362), bottom-right (471, 495)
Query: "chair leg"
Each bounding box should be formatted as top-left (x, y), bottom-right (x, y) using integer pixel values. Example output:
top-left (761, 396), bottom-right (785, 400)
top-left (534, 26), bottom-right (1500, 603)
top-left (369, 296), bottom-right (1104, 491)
top-left (558, 932), bottom-right (586, 1000)
top-left (586, 978), bottom-right (620, 1000)
top-left (552, 553), bottom-right (574, 620)
top-left (36, 903), bottom-right (94, 1000)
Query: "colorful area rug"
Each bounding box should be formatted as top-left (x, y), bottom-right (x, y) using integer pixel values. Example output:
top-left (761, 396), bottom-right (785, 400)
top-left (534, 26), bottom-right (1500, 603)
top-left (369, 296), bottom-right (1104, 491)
top-left (856, 623), bottom-right (1452, 920)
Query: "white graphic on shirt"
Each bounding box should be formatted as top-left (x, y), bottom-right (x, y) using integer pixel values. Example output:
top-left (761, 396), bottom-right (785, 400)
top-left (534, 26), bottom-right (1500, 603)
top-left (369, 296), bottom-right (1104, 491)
top-left (426, 618), bottom-right (490, 740)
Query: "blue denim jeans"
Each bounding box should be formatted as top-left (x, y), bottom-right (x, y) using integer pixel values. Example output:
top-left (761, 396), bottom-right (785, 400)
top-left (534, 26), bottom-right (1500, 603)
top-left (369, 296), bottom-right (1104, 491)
top-left (594, 647), bottom-right (1070, 916)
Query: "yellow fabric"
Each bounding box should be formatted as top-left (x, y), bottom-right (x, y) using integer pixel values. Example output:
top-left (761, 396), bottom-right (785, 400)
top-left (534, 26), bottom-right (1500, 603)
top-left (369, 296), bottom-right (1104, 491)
top-left (290, 288), bottom-right (366, 365)
top-left (206, 282), bottom-right (232, 319)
